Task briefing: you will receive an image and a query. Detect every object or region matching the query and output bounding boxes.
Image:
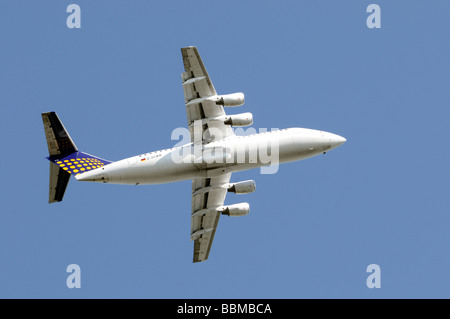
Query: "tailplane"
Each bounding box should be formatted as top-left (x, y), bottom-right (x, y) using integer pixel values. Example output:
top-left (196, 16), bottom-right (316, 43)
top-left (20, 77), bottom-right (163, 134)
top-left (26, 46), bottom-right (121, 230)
top-left (41, 112), bottom-right (112, 203)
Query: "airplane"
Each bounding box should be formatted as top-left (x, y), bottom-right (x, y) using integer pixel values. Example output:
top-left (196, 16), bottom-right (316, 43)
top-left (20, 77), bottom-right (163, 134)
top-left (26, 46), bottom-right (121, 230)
top-left (42, 46), bottom-right (346, 263)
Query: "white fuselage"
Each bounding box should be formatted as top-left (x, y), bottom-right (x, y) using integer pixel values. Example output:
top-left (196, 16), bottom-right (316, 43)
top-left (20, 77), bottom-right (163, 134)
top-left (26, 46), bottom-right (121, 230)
top-left (75, 128), bottom-right (346, 184)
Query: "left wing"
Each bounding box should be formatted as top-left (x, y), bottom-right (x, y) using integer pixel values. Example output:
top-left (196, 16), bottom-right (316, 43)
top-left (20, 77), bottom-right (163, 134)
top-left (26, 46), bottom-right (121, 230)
top-left (191, 173), bottom-right (231, 263)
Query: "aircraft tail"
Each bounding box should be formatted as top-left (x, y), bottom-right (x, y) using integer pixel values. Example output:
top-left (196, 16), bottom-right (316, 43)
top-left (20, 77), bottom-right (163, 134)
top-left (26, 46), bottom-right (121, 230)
top-left (41, 112), bottom-right (112, 203)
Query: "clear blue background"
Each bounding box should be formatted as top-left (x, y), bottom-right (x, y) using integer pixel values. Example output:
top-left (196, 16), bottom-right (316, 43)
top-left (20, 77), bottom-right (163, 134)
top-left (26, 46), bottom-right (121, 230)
top-left (1, 0), bottom-right (449, 298)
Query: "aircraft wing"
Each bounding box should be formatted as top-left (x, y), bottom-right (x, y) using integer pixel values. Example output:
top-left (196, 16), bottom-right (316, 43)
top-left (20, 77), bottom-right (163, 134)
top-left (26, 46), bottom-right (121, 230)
top-left (182, 47), bottom-right (237, 262)
top-left (181, 46), bottom-right (235, 143)
top-left (191, 173), bottom-right (231, 263)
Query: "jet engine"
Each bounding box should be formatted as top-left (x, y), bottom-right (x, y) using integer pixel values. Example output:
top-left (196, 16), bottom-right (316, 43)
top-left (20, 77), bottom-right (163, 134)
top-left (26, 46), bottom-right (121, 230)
top-left (222, 203), bottom-right (250, 217)
top-left (215, 92), bottom-right (245, 107)
top-left (228, 180), bottom-right (256, 194)
top-left (223, 112), bottom-right (253, 127)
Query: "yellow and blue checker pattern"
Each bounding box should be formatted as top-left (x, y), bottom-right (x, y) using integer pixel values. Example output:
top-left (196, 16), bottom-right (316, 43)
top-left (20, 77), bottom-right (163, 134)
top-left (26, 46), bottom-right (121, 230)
top-left (49, 151), bottom-right (112, 176)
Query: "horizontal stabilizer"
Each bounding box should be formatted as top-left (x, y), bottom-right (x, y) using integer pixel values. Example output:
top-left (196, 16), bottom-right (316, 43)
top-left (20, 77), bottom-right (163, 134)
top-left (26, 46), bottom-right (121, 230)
top-left (42, 112), bottom-right (78, 156)
top-left (48, 162), bottom-right (71, 203)
top-left (42, 111), bottom-right (112, 203)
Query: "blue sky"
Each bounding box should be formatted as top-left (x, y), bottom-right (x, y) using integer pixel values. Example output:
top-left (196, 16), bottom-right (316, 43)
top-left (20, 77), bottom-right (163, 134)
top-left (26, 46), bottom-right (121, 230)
top-left (1, 1), bottom-right (449, 298)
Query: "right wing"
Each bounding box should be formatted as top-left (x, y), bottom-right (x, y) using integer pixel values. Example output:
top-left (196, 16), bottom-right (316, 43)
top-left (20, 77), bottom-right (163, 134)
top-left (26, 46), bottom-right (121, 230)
top-left (181, 46), bottom-right (235, 143)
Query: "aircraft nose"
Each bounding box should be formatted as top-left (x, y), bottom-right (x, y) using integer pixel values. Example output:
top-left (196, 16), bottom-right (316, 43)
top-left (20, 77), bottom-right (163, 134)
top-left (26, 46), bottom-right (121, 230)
top-left (323, 132), bottom-right (346, 151)
top-left (330, 134), bottom-right (346, 147)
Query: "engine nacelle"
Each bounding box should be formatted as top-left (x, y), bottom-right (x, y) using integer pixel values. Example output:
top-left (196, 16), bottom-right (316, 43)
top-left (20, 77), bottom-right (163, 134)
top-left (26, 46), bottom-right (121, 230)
top-left (215, 92), bottom-right (245, 107)
top-left (228, 180), bottom-right (256, 194)
top-left (222, 203), bottom-right (250, 217)
top-left (223, 112), bottom-right (253, 127)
